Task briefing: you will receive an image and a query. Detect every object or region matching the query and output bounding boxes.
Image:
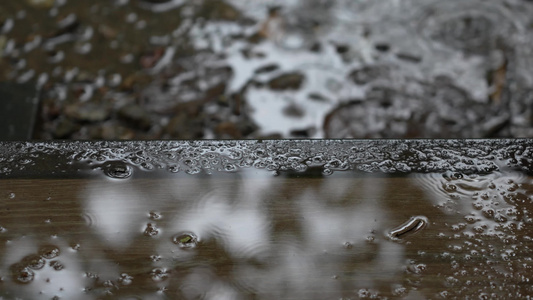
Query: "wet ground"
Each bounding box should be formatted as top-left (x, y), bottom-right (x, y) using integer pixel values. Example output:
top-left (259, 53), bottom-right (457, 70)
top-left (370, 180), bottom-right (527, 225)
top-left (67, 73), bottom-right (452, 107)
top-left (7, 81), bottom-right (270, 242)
top-left (0, 140), bottom-right (533, 299)
top-left (2, 0), bottom-right (533, 139)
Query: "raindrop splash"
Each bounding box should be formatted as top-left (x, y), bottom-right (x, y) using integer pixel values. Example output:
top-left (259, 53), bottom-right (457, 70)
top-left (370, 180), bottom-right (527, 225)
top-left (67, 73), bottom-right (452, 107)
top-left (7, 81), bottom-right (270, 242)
top-left (103, 161), bottom-right (133, 179)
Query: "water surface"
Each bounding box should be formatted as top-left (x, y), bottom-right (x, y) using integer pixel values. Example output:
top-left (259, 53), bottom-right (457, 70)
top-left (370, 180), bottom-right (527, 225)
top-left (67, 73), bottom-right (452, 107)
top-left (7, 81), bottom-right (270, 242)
top-left (1, 167), bottom-right (533, 299)
top-left (1, 140), bottom-right (533, 298)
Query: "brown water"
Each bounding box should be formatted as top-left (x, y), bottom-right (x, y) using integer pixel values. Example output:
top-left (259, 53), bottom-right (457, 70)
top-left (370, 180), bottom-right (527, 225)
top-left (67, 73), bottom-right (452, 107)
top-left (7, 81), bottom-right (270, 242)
top-left (1, 167), bottom-right (533, 299)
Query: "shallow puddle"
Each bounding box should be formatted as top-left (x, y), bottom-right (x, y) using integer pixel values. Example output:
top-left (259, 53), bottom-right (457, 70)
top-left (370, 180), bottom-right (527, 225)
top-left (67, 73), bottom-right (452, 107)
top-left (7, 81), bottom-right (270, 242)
top-left (0, 140), bottom-right (533, 299)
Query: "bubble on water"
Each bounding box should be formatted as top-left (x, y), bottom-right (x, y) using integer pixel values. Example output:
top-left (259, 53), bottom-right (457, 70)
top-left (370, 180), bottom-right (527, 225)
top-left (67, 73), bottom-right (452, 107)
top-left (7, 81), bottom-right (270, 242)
top-left (172, 232), bottom-right (198, 249)
top-left (366, 235), bottom-right (376, 243)
top-left (322, 168), bottom-right (333, 176)
top-left (140, 162), bottom-right (154, 170)
top-left (442, 183), bottom-right (457, 193)
top-left (103, 279), bottom-right (115, 288)
top-left (149, 211), bottom-right (162, 220)
top-left (8, 192), bottom-right (15, 199)
top-left (407, 263), bottom-right (427, 275)
top-left (223, 163), bottom-right (237, 172)
top-left (392, 284), bottom-right (408, 297)
top-left (49, 260), bottom-right (64, 271)
top-left (103, 161), bottom-right (133, 179)
top-left (167, 164), bottom-right (179, 173)
top-left (144, 223), bottom-right (160, 237)
top-left (22, 254), bottom-right (45, 270)
top-left (464, 215), bottom-right (480, 224)
top-left (3, 140), bottom-right (516, 176)
top-left (39, 245), bottom-right (60, 259)
top-left (10, 264), bottom-right (34, 284)
top-left (185, 167), bottom-right (201, 175)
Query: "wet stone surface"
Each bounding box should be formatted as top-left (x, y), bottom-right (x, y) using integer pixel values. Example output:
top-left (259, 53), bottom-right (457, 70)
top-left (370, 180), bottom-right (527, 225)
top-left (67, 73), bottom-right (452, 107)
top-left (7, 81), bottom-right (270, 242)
top-left (0, 0), bottom-right (531, 139)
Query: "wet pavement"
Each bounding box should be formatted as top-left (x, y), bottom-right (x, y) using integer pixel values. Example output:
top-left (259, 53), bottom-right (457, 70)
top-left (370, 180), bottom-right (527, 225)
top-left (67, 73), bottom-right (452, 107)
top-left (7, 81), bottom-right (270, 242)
top-left (1, 0), bottom-right (533, 139)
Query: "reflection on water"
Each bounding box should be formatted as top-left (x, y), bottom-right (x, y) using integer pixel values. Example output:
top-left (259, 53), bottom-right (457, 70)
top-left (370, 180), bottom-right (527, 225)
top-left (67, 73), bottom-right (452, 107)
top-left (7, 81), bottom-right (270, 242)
top-left (1, 166), bottom-right (533, 299)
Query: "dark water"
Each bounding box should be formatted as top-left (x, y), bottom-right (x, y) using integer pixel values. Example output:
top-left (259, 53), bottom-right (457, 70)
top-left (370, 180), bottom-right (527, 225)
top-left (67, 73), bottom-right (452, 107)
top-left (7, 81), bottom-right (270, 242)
top-left (1, 167), bottom-right (533, 299)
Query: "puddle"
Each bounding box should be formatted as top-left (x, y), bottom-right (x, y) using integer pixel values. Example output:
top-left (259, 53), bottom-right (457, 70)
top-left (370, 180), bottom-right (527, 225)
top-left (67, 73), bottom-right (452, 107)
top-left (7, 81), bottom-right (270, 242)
top-left (0, 140), bottom-right (533, 298)
top-left (1, 0), bottom-right (532, 139)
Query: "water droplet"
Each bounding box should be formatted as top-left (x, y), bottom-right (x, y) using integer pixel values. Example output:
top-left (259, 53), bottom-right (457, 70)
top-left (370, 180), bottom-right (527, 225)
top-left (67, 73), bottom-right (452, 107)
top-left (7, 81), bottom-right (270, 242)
top-left (167, 165), bottom-right (179, 173)
top-left (366, 235), bottom-right (376, 243)
top-left (322, 168), bottom-right (333, 176)
top-left (392, 285), bottom-right (408, 297)
top-left (224, 163), bottom-right (237, 172)
top-left (149, 211), bottom-right (161, 220)
top-left (118, 273), bottom-right (133, 285)
top-left (150, 268), bottom-right (169, 282)
top-left (407, 263), bottom-right (427, 275)
top-left (149, 255), bottom-right (161, 262)
top-left (103, 279), bottom-right (115, 288)
top-left (443, 183), bottom-right (457, 193)
top-left (172, 232), bottom-right (198, 249)
top-left (358, 288), bottom-right (379, 299)
top-left (144, 223), bottom-right (159, 237)
top-left (103, 161), bottom-right (133, 179)
top-left (49, 260), bottom-right (64, 271)
top-left (480, 192), bottom-right (490, 200)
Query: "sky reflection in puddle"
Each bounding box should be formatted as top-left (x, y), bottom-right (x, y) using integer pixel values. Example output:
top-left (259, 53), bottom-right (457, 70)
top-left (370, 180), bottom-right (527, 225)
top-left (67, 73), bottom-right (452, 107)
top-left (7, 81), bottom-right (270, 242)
top-left (1, 164), bottom-right (532, 299)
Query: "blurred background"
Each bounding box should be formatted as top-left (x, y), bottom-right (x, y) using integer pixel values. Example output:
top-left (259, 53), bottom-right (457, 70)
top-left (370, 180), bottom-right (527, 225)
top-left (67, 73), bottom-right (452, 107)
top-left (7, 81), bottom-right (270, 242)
top-left (1, 0), bottom-right (533, 140)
